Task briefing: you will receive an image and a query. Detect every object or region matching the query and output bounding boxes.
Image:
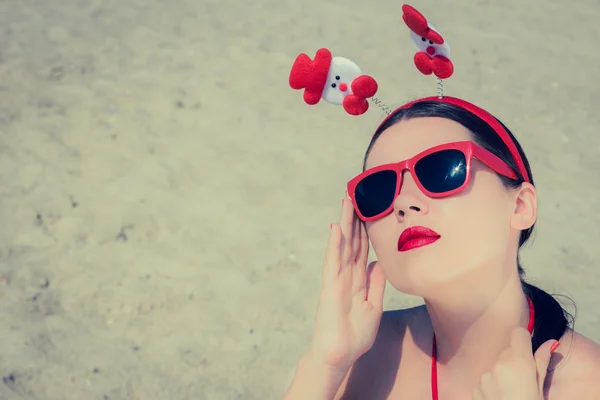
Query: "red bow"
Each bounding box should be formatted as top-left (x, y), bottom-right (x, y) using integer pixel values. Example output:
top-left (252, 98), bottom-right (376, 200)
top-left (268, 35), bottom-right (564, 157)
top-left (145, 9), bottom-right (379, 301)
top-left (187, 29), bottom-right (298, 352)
top-left (342, 75), bottom-right (378, 116)
top-left (413, 53), bottom-right (454, 79)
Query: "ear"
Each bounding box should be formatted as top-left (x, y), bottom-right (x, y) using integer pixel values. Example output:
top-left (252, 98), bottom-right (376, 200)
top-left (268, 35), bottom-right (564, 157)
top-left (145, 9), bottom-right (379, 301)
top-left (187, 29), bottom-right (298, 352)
top-left (510, 182), bottom-right (537, 230)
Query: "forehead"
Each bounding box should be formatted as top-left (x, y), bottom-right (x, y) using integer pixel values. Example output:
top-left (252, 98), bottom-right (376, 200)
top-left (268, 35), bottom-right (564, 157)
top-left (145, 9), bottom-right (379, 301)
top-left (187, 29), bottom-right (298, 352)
top-left (365, 117), bottom-right (472, 169)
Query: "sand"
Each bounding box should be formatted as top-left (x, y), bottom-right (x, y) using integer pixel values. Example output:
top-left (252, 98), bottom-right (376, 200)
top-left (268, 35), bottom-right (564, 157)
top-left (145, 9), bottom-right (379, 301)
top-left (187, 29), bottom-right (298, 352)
top-left (0, 0), bottom-right (598, 399)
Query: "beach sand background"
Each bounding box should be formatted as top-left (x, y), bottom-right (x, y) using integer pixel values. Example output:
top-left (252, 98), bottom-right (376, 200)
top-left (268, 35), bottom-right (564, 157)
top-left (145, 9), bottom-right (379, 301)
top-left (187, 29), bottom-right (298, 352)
top-left (0, 0), bottom-right (598, 399)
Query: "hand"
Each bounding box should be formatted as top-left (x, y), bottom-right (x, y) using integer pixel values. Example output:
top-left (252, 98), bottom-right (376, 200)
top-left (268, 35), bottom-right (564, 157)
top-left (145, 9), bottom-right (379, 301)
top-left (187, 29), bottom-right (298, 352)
top-left (306, 197), bottom-right (387, 373)
top-left (473, 328), bottom-right (560, 400)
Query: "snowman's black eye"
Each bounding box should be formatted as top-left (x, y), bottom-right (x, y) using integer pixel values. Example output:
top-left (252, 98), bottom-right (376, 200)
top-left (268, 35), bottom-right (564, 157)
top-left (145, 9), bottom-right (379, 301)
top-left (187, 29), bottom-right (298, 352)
top-left (421, 37), bottom-right (426, 41)
top-left (331, 83), bottom-right (337, 88)
top-left (335, 75), bottom-right (340, 80)
top-left (429, 40), bottom-right (433, 44)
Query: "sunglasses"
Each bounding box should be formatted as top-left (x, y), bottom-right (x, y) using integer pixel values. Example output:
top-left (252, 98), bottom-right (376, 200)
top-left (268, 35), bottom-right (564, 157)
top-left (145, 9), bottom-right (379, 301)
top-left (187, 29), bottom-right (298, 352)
top-left (346, 141), bottom-right (519, 222)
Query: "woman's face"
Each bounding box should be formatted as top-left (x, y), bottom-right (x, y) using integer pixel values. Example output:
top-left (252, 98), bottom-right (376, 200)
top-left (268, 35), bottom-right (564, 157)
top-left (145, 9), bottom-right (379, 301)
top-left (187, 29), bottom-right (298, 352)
top-left (364, 117), bottom-right (519, 297)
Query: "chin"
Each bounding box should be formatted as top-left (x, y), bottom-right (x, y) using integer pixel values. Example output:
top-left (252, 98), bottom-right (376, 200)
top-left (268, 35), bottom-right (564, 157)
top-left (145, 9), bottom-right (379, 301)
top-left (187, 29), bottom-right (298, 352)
top-left (381, 258), bottom-right (446, 297)
top-left (381, 251), bottom-right (481, 298)
top-left (390, 274), bottom-right (450, 297)
top-left (374, 235), bottom-right (500, 291)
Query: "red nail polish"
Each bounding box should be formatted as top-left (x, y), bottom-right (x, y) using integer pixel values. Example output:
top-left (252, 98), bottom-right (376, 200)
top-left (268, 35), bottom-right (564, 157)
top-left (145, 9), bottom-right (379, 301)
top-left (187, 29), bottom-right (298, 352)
top-left (550, 341), bottom-right (560, 353)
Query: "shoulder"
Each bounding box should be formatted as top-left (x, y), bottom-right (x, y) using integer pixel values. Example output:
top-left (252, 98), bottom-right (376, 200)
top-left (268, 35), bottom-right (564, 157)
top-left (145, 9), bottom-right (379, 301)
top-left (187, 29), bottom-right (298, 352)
top-left (546, 329), bottom-right (600, 400)
top-left (334, 306), bottom-right (429, 400)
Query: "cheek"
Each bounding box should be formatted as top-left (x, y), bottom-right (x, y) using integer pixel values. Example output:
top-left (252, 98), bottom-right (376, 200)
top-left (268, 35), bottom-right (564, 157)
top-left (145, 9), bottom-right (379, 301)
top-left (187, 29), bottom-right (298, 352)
top-left (446, 183), bottom-right (512, 261)
top-left (366, 221), bottom-right (397, 260)
top-left (453, 201), bottom-right (509, 245)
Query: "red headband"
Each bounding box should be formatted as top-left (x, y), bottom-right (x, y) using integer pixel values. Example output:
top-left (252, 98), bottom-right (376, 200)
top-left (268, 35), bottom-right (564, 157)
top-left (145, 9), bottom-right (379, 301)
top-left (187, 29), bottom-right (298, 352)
top-left (376, 96), bottom-right (531, 183)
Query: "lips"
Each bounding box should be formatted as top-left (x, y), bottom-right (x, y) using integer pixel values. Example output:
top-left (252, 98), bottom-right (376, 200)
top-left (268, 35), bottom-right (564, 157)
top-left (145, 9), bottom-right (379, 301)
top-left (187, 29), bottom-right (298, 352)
top-left (397, 226), bottom-right (440, 252)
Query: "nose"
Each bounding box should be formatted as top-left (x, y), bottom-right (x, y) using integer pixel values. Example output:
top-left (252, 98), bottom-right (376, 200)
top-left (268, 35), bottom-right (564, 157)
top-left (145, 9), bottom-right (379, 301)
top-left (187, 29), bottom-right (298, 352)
top-left (426, 46), bottom-right (436, 55)
top-left (393, 172), bottom-right (429, 219)
top-left (339, 83), bottom-right (348, 92)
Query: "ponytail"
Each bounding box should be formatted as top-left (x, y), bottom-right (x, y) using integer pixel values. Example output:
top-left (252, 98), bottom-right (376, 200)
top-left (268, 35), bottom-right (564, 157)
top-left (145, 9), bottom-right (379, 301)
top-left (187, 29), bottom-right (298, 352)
top-left (521, 278), bottom-right (574, 352)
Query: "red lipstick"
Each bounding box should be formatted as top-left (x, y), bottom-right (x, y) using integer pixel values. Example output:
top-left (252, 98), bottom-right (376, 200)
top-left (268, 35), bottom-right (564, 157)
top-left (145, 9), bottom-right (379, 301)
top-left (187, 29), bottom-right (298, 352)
top-left (397, 226), bottom-right (440, 252)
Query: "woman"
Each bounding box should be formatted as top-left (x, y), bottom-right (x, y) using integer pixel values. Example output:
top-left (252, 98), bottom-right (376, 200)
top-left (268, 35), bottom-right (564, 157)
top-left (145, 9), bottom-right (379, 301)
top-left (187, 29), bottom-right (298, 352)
top-left (282, 99), bottom-right (600, 399)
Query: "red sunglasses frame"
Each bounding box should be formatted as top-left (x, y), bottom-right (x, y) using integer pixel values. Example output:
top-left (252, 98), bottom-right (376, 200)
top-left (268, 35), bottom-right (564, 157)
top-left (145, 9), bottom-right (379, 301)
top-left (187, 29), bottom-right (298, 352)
top-left (346, 141), bottom-right (519, 222)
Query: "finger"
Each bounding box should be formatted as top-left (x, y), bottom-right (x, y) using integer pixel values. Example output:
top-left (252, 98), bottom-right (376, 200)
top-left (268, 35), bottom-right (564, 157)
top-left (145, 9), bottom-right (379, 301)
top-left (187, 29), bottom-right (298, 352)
top-left (472, 386), bottom-right (485, 400)
top-left (322, 223), bottom-right (342, 287)
top-left (534, 339), bottom-right (559, 394)
top-left (477, 372), bottom-right (495, 400)
top-left (510, 327), bottom-right (533, 358)
top-left (351, 236), bottom-right (366, 297)
top-left (357, 220), bottom-right (369, 266)
top-left (339, 198), bottom-right (354, 265)
top-left (351, 210), bottom-right (361, 263)
top-left (351, 222), bottom-right (368, 295)
top-left (365, 261), bottom-right (386, 312)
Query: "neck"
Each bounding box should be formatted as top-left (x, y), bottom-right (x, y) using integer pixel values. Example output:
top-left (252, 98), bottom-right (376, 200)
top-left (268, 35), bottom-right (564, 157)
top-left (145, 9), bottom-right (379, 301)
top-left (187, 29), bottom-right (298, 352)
top-left (424, 270), bottom-right (531, 386)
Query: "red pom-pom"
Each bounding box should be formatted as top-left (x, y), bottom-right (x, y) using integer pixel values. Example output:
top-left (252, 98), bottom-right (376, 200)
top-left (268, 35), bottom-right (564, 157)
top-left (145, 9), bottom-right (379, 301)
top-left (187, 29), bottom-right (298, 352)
top-left (414, 52), bottom-right (433, 76)
top-left (432, 55), bottom-right (453, 79)
top-left (289, 48), bottom-right (332, 105)
top-left (342, 95), bottom-right (369, 116)
top-left (402, 4), bottom-right (444, 45)
top-left (413, 53), bottom-right (454, 79)
top-left (351, 75), bottom-right (378, 99)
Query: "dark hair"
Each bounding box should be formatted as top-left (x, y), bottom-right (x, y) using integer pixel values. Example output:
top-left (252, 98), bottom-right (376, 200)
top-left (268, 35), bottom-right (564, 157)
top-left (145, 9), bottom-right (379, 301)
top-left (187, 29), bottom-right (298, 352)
top-left (364, 101), bottom-right (574, 352)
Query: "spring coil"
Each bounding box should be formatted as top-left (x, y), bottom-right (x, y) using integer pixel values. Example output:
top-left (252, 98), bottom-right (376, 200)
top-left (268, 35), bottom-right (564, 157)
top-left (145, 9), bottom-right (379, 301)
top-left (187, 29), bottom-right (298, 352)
top-left (437, 78), bottom-right (444, 99)
top-left (370, 97), bottom-right (392, 116)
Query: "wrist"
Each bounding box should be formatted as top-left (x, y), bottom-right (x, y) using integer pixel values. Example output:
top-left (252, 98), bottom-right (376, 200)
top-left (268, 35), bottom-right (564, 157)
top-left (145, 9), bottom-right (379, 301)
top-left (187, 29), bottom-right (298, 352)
top-left (302, 351), bottom-right (352, 378)
top-left (283, 353), bottom-right (351, 400)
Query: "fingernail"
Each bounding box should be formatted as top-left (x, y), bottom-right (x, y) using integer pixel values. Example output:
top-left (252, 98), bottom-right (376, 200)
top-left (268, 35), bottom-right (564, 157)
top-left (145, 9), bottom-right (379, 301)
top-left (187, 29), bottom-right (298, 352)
top-left (550, 341), bottom-right (560, 354)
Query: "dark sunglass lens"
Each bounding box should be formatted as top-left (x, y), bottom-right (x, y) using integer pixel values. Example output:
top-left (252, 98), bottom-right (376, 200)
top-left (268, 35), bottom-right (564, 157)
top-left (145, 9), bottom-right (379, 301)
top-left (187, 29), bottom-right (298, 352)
top-left (355, 170), bottom-right (397, 218)
top-left (415, 149), bottom-right (467, 193)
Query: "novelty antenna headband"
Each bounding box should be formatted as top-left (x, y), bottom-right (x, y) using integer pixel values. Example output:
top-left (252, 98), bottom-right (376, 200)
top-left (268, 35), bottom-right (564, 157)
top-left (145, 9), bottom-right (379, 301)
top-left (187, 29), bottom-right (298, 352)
top-left (288, 4), bottom-right (452, 116)
top-left (288, 4), bottom-right (530, 183)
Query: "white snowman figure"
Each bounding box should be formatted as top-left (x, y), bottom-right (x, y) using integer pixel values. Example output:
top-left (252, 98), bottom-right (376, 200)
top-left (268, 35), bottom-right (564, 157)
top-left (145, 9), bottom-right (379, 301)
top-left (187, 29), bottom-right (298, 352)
top-left (289, 48), bottom-right (379, 116)
top-left (402, 4), bottom-right (455, 80)
top-left (408, 23), bottom-right (451, 60)
top-left (321, 57), bottom-right (363, 105)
